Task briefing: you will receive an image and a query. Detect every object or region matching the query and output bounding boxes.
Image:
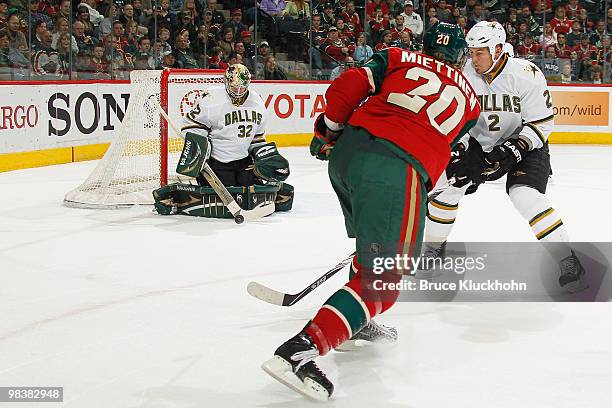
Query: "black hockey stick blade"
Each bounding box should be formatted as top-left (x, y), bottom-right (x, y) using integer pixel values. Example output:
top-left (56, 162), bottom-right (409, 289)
top-left (247, 252), bottom-right (355, 306)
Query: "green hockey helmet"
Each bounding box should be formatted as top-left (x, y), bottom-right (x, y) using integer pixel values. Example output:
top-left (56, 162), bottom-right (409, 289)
top-left (422, 22), bottom-right (468, 68)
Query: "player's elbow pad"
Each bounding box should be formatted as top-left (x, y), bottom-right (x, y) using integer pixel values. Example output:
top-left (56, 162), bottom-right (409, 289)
top-left (520, 120), bottom-right (553, 150)
top-left (324, 68), bottom-right (372, 125)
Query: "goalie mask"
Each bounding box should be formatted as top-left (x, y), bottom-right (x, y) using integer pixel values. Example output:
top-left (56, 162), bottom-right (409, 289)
top-left (224, 63), bottom-right (251, 105)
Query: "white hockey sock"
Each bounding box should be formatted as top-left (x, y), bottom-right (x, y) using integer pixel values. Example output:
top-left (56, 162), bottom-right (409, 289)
top-left (425, 177), bottom-right (470, 245)
top-left (508, 185), bottom-right (571, 260)
top-left (426, 197), bottom-right (458, 243)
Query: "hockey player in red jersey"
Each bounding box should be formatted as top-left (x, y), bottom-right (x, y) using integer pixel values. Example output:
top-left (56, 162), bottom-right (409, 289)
top-left (261, 22), bottom-right (480, 401)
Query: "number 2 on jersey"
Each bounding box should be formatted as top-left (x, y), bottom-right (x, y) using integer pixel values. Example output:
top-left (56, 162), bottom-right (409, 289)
top-left (387, 67), bottom-right (466, 136)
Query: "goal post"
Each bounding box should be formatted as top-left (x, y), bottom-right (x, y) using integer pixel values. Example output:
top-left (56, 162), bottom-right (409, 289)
top-left (64, 69), bottom-right (224, 209)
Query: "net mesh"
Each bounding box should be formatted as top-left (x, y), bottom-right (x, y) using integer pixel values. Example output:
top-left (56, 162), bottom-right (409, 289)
top-left (64, 69), bottom-right (224, 208)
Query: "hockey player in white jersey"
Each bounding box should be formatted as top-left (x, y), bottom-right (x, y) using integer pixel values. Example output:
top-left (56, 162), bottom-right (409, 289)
top-left (424, 21), bottom-right (586, 292)
top-left (152, 64), bottom-right (294, 217)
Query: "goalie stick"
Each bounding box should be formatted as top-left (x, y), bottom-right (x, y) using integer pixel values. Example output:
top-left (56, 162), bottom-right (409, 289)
top-left (247, 252), bottom-right (355, 306)
top-left (151, 95), bottom-right (275, 224)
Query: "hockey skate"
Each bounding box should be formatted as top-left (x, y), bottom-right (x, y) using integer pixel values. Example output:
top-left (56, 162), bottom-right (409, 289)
top-left (414, 241), bottom-right (447, 280)
top-left (335, 320), bottom-right (398, 352)
top-left (559, 250), bottom-right (588, 293)
top-left (262, 332), bottom-right (333, 401)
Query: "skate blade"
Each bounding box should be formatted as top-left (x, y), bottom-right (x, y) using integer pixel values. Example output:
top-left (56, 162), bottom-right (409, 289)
top-left (262, 356), bottom-right (330, 402)
top-left (334, 339), bottom-right (371, 352)
top-left (335, 336), bottom-right (398, 352)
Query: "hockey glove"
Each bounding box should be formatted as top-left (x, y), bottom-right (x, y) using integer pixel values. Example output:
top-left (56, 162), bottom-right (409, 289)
top-left (482, 138), bottom-right (529, 181)
top-left (446, 137), bottom-right (486, 187)
top-left (176, 132), bottom-right (212, 178)
top-left (249, 142), bottom-right (290, 182)
top-left (310, 113), bottom-right (342, 161)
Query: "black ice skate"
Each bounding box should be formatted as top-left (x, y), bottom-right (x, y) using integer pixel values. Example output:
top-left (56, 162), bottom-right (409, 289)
top-left (335, 320), bottom-right (398, 352)
top-left (262, 332), bottom-right (333, 401)
top-left (414, 241), bottom-right (447, 280)
top-left (559, 250), bottom-right (588, 293)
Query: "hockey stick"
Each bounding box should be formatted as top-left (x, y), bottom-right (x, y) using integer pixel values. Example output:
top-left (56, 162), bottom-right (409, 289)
top-left (247, 252), bottom-right (355, 306)
top-left (151, 96), bottom-right (275, 224)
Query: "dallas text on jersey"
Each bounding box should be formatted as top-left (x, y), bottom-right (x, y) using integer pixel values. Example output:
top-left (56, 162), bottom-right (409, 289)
top-left (224, 110), bottom-right (263, 126)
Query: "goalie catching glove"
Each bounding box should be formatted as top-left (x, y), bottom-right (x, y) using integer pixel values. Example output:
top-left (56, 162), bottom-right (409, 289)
top-left (176, 132), bottom-right (212, 177)
top-left (483, 138), bottom-right (529, 181)
top-left (249, 142), bottom-right (290, 182)
top-left (310, 113), bottom-right (343, 161)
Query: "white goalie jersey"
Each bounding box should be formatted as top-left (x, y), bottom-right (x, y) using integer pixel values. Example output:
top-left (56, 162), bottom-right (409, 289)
top-left (462, 53), bottom-right (555, 152)
top-left (180, 86), bottom-right (268, 163)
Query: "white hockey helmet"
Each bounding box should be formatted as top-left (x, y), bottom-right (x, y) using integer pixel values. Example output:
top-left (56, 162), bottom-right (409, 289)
top-left (502, 42), bottom-right (515, 57)
top-left (466, 21), bottom-right (507, 73)
top-left (224, 63), bottom-right (251, 103)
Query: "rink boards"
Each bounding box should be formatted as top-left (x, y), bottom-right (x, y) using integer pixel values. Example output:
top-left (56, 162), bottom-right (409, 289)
top-left (0, 78), bottom-right (611, 172)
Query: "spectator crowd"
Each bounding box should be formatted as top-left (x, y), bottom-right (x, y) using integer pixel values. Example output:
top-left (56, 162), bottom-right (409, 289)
top-left (0, 0), bottom-right (610, 82)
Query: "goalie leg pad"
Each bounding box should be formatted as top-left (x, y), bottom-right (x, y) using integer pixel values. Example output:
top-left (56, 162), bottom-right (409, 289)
top-left (152, 184), bottom-right (177, 215)
top-left (153, 183), bottom-right (279, 218)
top-left (153, 183), bottom-right (222, 217)
top-left (275, 182), bottom-right (294, 212)
top-left (176, 132), bottom-right (212, 178)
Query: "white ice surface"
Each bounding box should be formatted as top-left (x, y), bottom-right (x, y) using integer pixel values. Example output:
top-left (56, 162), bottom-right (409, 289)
top-left (1, 145), bottom-right (611, 408)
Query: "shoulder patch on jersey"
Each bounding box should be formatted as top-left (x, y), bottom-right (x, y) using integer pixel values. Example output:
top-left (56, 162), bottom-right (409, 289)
top-left (184, 115), bottom-right (211, 131)
top-left (523, 63), bottom-right (540, 78)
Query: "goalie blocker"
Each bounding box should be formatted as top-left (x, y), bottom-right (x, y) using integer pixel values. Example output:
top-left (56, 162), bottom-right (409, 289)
top-left (154, 133), bottom-right (293, 217)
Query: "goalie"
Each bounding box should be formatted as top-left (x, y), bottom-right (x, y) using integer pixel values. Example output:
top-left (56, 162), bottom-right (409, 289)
top-left (153, 64), bottom-right (294, 218)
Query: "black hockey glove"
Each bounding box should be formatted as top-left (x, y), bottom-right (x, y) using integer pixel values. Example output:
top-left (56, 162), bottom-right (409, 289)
top-left (446, 137), bottom-right (486, 187)
top-left (483, 138), bottom-right (529, 181)
top-left (310, 113), bottom-right (342, 161)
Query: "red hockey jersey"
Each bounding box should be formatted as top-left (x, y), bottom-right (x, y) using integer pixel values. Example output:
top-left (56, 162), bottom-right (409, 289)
top-left (324, 47), bottom-right (480, 187)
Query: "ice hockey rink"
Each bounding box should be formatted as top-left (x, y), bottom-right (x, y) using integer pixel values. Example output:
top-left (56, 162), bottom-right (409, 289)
top-left (1, 144), bottom-right (611, 408)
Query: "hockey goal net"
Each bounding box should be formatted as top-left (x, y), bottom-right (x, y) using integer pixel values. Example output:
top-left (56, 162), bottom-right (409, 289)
top-left (64, 69), bottom-right (224, 209)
